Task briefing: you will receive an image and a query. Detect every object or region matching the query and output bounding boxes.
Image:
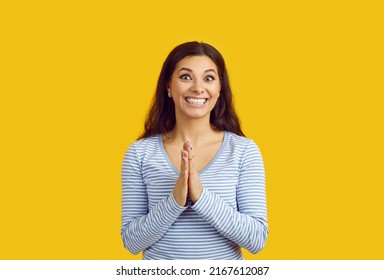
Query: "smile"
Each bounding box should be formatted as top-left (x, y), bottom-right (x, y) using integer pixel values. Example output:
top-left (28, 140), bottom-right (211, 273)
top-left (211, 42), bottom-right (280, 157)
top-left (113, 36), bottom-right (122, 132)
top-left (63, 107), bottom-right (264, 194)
top-left (185, 97), bottom-right (208, 105)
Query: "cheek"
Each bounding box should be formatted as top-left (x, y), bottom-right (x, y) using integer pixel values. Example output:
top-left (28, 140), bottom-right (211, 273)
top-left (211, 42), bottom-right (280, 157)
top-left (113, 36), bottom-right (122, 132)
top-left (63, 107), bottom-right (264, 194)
top-left (208, 83), bottom-right (221, 95)
top-left (212, 88), bottom-right (221, 99)
top-left (173, 83), bottom-right (189, 94)
top-left (210, 93), bottom-right (220, 107)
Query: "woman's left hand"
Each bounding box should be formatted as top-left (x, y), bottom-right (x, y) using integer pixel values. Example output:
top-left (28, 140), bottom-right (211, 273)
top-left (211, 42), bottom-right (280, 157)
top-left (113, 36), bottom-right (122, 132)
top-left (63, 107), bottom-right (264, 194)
top-left (184, 141), bottom-right (203, 203)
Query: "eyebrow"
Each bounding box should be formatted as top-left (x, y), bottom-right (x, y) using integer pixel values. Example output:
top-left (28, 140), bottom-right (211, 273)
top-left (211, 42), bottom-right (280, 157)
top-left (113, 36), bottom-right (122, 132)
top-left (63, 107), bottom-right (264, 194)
top-left (178, 67), bottom-right (217, 74)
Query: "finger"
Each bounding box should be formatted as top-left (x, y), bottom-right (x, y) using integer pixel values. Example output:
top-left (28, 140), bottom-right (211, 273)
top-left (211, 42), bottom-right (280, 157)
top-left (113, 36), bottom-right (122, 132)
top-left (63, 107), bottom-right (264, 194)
top-left (183, 141), bottom-right (190, 152)
top-left (188, 143), bottom-right (193, 160)
top-left (182, 141), bottom-right (191, 169)
top-left (183, 141), bottom-right (193, 161)
top-left (189, 155), bottom-right (197, 174)
top-left (180, 149), bottom-right (189, 177)
top-left (183, 169), bottom-right (189, 185)
top-left (180, 149), bottom-right (185, 171)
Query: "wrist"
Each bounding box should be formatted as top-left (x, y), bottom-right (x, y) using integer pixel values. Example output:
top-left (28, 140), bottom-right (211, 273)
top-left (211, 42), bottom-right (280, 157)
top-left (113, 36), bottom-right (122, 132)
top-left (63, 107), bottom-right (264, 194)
top-left (190, 187), bottom-right (203, 203)
top-left (172, 190), bottom-right (187, 207)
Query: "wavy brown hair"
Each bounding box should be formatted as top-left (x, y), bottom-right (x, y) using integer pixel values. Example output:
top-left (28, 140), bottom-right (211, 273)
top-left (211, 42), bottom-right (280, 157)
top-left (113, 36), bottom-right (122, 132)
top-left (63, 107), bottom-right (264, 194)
top-left (138, 41), bottom-right (244, 139)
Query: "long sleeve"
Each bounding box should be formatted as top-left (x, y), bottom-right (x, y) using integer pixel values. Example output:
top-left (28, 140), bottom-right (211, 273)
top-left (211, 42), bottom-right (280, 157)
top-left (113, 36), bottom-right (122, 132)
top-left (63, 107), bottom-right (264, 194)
top-left (121, 142), bottom-right (187, 255)
top-left (191, 140), bottom-right (268, 254)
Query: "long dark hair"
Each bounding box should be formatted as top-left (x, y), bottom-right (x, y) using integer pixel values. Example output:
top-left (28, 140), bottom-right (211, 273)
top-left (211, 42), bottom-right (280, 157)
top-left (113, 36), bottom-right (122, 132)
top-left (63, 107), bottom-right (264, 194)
top-left (138, 41), bottom-right (244, 139)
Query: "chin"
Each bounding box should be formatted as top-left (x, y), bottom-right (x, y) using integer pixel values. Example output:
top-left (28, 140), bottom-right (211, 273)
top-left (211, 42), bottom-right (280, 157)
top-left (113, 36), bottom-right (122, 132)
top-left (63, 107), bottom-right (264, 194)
top-left (185, 111), bottom-right (211, 119)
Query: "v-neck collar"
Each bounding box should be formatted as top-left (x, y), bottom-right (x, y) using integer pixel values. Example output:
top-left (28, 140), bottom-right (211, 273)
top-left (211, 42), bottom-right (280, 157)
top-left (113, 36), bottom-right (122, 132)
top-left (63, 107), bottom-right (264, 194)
top-left (159, 131), bottom-right (228, 176)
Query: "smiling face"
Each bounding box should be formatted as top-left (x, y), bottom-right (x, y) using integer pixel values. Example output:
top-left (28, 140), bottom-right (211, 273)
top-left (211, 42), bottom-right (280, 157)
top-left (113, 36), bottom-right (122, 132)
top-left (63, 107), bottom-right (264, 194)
top-left (167, 55), bottom-right (221, 121)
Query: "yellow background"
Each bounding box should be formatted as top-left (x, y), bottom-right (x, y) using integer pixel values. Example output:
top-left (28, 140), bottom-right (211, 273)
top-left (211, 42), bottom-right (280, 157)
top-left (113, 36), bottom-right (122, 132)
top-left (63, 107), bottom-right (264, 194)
top-left (1, 0), bottom-right (383, 259)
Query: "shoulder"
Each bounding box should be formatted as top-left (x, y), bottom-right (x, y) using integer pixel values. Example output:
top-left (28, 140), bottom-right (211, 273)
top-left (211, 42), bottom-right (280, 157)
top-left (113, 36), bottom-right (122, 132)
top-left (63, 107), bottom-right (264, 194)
top-left (124, 135), bottom-right (160, 161)
top-left (224, 131), bottom-right (262, 163)
top-left (225, 131), bottom-right (259, 150)
top-left (129, 135), bottom-right (159, 151)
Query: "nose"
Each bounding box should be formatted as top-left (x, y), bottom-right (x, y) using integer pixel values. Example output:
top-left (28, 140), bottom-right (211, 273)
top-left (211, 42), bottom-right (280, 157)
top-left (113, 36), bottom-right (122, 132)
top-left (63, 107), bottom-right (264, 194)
top-left (191, 79), bottom-right (205, 94)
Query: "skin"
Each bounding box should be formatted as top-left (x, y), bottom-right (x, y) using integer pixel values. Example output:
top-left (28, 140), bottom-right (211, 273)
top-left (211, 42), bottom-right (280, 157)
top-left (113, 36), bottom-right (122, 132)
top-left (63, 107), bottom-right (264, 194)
top-left (164, 55), bottom-right (223, 206)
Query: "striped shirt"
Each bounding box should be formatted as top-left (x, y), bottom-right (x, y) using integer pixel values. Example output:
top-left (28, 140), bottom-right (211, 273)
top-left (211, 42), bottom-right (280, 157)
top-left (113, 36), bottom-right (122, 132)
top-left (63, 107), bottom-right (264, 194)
top-left (121, 131), bottom-right (268, 259)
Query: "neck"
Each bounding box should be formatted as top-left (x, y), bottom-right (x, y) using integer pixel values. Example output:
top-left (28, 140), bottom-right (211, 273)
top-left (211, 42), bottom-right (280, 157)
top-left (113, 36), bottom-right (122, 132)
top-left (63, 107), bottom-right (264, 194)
top-left (169, 115), bottom-right (215, 146)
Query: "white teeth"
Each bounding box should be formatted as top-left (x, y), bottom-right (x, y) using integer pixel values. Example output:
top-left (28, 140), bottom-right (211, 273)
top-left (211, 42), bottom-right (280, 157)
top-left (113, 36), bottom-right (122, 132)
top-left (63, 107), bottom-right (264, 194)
top-left (186, 98), bottom-right (207, 105)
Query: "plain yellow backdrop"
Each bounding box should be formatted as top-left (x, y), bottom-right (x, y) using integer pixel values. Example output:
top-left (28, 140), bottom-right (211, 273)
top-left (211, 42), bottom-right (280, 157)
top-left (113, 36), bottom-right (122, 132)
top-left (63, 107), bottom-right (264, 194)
top-left (1, 0), bottom-right (383, 259)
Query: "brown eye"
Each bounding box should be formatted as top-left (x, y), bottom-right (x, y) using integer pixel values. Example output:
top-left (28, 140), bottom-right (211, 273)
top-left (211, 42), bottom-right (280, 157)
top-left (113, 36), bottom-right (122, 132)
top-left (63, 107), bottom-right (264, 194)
top-left (179, 74), bottom-right (192, 80)
top-left (205, 75), bottom-right (215, 81)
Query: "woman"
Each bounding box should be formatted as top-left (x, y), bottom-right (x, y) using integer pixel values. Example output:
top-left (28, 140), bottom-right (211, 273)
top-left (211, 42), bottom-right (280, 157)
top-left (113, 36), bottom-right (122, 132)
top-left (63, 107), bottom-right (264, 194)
top-left (121, 41), bottom-right (268, 259)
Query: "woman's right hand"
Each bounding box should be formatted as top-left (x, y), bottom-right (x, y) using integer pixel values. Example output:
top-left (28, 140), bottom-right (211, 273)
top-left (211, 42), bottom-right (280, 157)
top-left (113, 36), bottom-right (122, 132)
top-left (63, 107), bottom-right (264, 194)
top-left (172, 142), bottom-right (190, 206)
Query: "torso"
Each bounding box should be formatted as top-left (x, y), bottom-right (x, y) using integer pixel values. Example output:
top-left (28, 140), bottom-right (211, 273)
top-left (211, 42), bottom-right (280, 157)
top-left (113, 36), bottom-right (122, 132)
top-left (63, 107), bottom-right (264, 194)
top-left (124, 131), bottom-right (264, 259)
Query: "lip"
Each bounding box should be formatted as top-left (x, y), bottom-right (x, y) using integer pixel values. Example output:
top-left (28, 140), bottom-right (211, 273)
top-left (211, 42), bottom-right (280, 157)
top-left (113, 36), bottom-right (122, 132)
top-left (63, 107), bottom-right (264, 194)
top-left (184, 96), bottom-right (209, 100)
top-left (184, 97), bottom-right (209, 107)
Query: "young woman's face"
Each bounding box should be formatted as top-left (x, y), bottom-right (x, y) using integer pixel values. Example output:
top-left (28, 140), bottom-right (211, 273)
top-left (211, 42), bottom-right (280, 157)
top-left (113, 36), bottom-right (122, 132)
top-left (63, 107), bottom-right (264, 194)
top-left (167, 55), bottom-right (221, 121)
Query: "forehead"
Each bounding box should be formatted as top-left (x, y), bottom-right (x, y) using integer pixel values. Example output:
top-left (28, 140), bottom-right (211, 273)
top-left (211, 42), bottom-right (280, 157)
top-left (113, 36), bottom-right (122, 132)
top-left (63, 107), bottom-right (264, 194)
top-left (174, 55), bottom-right (218, 72)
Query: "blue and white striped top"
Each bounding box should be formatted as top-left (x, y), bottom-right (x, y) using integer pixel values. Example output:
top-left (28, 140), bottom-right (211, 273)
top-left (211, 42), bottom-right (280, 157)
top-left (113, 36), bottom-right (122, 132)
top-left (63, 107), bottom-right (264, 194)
top-left (121, 131), bottom-right (268, 259)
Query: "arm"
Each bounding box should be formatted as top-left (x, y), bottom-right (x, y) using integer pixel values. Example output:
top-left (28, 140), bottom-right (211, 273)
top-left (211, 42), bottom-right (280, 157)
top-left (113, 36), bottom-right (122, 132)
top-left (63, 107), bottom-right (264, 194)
top-left (191, 140), bottom-right (268, 254)
top-left (121, 143), bottom-right (187, 255)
